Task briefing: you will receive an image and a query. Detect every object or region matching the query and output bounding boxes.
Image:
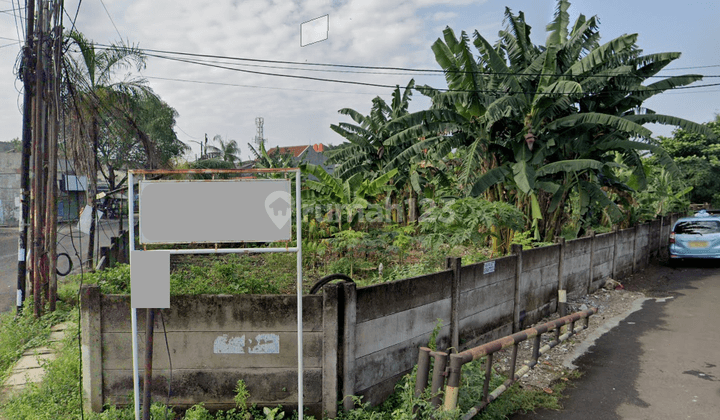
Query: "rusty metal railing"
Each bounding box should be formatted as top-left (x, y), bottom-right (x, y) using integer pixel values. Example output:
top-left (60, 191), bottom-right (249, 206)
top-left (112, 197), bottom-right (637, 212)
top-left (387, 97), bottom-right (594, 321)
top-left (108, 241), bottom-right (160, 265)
top-left (415, 308), bottom-right (597, 419)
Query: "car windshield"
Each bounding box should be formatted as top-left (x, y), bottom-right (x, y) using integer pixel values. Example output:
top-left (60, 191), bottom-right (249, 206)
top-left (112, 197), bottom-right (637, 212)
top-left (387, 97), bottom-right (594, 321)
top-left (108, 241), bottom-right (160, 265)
top-left (674, 220), bottom-right (720, 235)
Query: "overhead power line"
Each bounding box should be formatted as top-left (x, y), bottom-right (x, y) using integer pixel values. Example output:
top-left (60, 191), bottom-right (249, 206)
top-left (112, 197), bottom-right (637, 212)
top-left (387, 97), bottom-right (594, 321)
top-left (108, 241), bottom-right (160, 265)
top-left (94, 43), bottom-right (720, 79)
top-left (98, 0), bottom-right (123, 41)
top-left (62, 0), bottom-right (83, 55)
top-left (144, 75), bottom-right (380, 96)
top-left (139, 51), bottom-right (720, 95)
top-left (665, 64), bottom-right (720, 70)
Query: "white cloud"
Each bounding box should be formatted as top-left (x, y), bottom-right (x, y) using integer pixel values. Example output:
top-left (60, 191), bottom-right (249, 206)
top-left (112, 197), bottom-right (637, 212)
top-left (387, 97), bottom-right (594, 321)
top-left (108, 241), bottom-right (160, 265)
top-left (2, 0), bottom-right (715, 150)
top-left (432, 11), bottom-right (458, 22)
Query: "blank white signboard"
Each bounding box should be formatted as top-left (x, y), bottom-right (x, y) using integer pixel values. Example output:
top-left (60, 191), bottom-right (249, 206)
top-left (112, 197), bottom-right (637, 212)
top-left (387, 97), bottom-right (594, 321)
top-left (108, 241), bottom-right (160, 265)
top-left (139, 179), bottom-right (292, 244)
top-left (301, 15), bottom-right (329, 46)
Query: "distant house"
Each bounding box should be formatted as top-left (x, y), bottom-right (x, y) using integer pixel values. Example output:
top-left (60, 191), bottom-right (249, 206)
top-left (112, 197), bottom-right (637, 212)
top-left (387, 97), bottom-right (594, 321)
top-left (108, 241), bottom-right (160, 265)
top-left (266, 143), bottom-right (334, 174)
top-left (0, 152), bottom-right (21, 226)
top-left (0, 155), bottom-right (87, 226)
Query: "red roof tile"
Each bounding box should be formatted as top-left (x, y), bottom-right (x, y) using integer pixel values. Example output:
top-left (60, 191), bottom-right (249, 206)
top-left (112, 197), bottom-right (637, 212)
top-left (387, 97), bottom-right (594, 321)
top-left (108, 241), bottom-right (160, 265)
top-left (267, 145), bottom-right (309, 158)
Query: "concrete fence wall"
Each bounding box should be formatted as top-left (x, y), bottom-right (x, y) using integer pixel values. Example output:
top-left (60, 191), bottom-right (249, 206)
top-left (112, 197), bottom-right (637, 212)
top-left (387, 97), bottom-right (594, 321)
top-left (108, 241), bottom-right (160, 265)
top-left (81, 214), bottom-right (680, 417)
top-left (81, 288), bottom-right (328, 415)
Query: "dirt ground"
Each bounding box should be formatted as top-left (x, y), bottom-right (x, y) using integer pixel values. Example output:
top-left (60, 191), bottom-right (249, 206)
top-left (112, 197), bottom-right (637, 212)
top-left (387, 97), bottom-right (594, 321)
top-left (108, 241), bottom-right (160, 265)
top-left (489, 255), bottom-right (674, 392)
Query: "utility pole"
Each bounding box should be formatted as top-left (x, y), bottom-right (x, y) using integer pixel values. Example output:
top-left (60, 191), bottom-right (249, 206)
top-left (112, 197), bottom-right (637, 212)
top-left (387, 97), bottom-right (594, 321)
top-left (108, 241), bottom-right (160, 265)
top-left (20, 0), bottom-right (63, 316)
top-left (32, 0), bottom-right (47, 317)
top-left (46, 0), bottom-right (62, 311)
top-left (17, 0), bottom-right (37, 315)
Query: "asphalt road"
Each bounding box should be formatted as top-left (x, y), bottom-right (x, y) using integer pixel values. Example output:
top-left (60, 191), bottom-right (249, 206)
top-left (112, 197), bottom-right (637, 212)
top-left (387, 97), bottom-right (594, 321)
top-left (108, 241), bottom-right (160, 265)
top-left (0, 220), bottom-right (122, 314)
top-left (511, 261), bottom-right (720, 420)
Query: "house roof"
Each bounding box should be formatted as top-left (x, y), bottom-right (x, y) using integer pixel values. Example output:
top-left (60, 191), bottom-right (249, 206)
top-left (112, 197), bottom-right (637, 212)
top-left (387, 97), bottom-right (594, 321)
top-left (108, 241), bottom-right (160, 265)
top-left (267, 145), bottom-right (309, 158)
top-left (266, 143), bottom-right (325, 158)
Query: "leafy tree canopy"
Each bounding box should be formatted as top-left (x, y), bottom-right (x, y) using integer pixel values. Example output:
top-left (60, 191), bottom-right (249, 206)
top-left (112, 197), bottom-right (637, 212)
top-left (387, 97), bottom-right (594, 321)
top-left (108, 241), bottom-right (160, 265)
top-left (659, 115), bottom-right (720, 206)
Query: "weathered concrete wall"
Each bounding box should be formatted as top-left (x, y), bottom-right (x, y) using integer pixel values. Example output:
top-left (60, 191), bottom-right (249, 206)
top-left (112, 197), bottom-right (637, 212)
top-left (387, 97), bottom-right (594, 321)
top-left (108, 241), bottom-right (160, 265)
top-left (81, 215), bottom-right (679, 416)
top-left (615, 228), bottom-right (636, 279)
top-left (82, 290), bottom-right (326, 416)
top-left (458, 257), bottom-right (515, 349)
top-left (648, 219), bottom-right (661, 258)
top-left (352, 270), bottom-right (453, 404)
top-left (635, 224), bottom-right (650, 271)
top-left (517, 245), bottom-right (560, 328)
top-left (590, 233), bottom-right (614, 292)
top-left (563, 237), bottom-right (592, 297)
top-left (0, 153), bottom-right (21, 226)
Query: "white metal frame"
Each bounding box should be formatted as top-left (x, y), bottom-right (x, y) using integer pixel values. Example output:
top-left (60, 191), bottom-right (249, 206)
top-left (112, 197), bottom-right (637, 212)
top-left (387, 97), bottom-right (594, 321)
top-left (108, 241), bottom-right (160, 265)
top-left (128, 168), bottom-right (304, 420)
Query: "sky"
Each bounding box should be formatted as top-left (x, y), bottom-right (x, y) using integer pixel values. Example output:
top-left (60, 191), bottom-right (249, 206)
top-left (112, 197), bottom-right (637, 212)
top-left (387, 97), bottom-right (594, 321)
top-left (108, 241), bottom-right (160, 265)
top-left (1, 0), bottom-right (719, 161)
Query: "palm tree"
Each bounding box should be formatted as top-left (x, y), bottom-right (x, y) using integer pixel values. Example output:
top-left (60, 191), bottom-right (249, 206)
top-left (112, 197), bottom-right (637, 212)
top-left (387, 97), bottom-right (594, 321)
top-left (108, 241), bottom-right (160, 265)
top-left (383, 0), bottom-right (713, 240)
top-left (64, 30), bottom-right (158, 266)
top-left (206, 135), bottom-right (241, 165)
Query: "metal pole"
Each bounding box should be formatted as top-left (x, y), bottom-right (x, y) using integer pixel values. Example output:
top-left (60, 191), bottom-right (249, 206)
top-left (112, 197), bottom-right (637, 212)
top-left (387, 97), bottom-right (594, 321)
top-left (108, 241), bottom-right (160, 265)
top-left (16, 0), bottom-right (36, 315)
top-left (430, 351), bottom-right (448, 407)
top-left (131, 308), bottom-right (140, 420)
top-left (414, 347), bottom-right (432, 397)
top-left (142, 308), bottom-right (155, 420)
top-left (129, 172), bottom-right (140, 420)
top-left (296, 169), bottom-right (303, 420)
top-left (443, 354), bottom-right (462, 411)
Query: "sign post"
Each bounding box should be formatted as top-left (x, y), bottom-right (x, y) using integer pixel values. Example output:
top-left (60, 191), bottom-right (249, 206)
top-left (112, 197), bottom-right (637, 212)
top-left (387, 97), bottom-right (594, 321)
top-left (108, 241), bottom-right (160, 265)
top-left (128, 168), bottom-right (304, 420)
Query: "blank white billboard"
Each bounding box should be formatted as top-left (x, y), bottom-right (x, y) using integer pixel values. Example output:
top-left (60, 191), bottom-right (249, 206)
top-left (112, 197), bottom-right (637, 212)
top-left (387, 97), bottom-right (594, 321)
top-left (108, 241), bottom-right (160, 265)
top-left (301, 15), bottom-right (329, 46)
top-left (138, 179), bottom-right (292, 244)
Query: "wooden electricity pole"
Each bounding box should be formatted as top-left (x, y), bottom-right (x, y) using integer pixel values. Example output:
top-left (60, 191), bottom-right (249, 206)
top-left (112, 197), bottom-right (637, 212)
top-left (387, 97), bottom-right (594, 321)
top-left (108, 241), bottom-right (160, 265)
top-left (17, 0), bottom-right (37, 315)
top-left (20, 0), bottom-right (63, 317)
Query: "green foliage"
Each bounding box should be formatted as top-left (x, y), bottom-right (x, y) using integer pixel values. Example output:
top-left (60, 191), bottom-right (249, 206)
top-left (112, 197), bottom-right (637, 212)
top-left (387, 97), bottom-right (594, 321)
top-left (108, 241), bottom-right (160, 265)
top-left (427, 319), bottom-right (443, 351)
top-left (183, 403), bottom-right (215, 420)
top-left (206, 135), bottom-right (241, 164)
top-left (328, 79), bottom-right (416, 183)
top-left (419, 197), bottom-right (525, 249)
top-left (510, 230), bottom-right (554, 250)
top-left (248, 142), bottom-right (295, 169)
top-left (326, 230), bottom-right (379, 277)
top-left (301, 163), bottom-right (398, 229)
top-left (456, 360), bottom-right (563, 420)
top-left (659, 116), bottom-right (720, 206)
top-left (0, 311), bottom-right (80, 420)
top-left (262, 406), bottom-right (285, 420)
top-left (387, 225), bottom-right (416, 264)
top-left (60, 253), bottom-right (298, 298)
top-left (0, 303), bottom-right (74, 385)
top-left (58, 264), bottom-right (131, 304)
top-left (233, 379), bottom-right (250, 415)
top-left (381, 0), bottom-right (709, 241)
top-left (368, 263), bottom-right (434, 286)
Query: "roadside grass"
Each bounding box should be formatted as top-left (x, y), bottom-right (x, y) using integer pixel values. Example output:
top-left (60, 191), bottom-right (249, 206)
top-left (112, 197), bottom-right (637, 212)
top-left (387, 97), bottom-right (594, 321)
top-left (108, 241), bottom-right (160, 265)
top-left (0, 301), bottom-right (73, 385)
top-left (0, 307), bottom-right (78, 420)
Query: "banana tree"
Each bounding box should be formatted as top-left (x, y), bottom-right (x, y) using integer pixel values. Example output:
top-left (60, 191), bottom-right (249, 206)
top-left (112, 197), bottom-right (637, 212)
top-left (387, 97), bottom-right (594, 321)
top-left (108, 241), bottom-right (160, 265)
top-left (328, 79), bottom-right (415, 181)
top-left (300, 163), bottom-right (398, 230)
top-left (383, 0), bottom-right (713, 241)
